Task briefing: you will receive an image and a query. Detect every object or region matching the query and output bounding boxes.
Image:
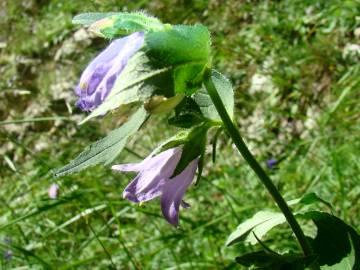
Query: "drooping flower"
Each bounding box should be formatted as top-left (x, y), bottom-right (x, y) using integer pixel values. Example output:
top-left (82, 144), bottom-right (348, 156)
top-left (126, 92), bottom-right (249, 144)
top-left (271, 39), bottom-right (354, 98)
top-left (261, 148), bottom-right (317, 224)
top-left (48, 183), bottom-right (59, 199)
top-left (75, 32), bottom-right (144, 111)
top-left (112, 147), bottom-right (198, 226)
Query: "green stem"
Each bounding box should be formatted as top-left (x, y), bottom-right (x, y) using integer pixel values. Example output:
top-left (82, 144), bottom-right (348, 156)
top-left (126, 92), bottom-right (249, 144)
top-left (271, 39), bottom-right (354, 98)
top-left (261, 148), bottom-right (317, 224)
top-left (204, 70), bottom-right (313, 257)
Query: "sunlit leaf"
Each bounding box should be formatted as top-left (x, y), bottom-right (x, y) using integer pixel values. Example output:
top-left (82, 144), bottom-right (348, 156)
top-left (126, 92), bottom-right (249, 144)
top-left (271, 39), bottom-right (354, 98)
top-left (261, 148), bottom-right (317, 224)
top-left (54, 107), bottom-right (147, 177)
top-left (226, 210), bottom-right (286, 246)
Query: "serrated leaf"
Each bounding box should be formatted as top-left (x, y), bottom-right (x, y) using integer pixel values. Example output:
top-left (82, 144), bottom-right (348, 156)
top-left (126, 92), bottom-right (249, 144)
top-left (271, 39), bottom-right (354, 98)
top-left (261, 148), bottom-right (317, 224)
top-left (226, 210), bottom-right (286, 246)
top-left (194, 70), bottom-right (234, 121)
top-left (54, 107), bottom-right (147, 177)
top-left (72, 12), bottom-right (118, 26)
top-left (80, 51), bottom-right (170, 124)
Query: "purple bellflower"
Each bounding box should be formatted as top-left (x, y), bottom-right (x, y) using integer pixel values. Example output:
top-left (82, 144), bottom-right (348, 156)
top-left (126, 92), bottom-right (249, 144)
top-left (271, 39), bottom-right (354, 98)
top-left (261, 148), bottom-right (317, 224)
top-left (112, 147), bottom-right (198, 226)
top-left (75, 32), bottom-right (144, 111)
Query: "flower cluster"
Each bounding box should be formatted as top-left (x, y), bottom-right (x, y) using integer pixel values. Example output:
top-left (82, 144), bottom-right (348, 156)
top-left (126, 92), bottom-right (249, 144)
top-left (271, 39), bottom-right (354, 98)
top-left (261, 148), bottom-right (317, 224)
top-left (75, 32), bottom-right (199, 226)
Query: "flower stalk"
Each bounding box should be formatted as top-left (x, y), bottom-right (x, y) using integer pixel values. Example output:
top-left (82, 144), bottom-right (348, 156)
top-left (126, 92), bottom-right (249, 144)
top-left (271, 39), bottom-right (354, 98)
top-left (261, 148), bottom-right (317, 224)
top-left (203, 70), bottom-right (314, 258)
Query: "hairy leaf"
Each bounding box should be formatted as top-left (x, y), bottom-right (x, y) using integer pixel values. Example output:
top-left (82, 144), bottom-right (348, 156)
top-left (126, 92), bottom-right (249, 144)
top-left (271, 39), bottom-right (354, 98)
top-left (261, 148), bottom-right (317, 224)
top-left (146, 24), bottom-right (211, 94)
top-left (54, 107), bottom-right (147, 177)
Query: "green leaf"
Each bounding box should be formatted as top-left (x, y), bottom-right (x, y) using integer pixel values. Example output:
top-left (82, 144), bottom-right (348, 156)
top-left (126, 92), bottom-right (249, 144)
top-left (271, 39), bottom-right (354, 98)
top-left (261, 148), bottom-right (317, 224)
top-left (72, 12), bottom-right (118, 26)
top-left (301, 211), bottom-right (360, 269)
top-left (226, 210), bottom-right (286, 246)
top-left (146, 24), bottom-right (211, 94)
top-left (226, 193), bottom-right (332, 247)
top-left (54, 107), bottom-right (147, 177)
top-left (321, 240), bottom-right (355, 270)
top-left (194, 70), bottom-right (234, 121)
top-left (288, 192), bottom-right (332, 209)
top-left (80, 51), bottom-right (170, 124)
top-left (236, 250), bottom-right (316, 270)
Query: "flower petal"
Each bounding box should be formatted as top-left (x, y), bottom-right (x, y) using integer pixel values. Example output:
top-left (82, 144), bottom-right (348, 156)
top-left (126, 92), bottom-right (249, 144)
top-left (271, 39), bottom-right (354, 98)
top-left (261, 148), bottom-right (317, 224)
top-left (75, 32), bottom-right (145, 111)
top-left (112, 147), bottom-right (181, 173)
top-left (161, 158), bottom-right (198, 226)
top-left (123, 170), bottom-right (165, 202)
top-left (112, 163), bottom-right (144, 172)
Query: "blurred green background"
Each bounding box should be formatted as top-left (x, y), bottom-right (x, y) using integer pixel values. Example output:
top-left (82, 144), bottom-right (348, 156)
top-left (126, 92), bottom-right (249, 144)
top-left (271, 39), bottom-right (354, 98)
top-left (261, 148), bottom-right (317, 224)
top-left (0, 0), bottom-right (359, 269)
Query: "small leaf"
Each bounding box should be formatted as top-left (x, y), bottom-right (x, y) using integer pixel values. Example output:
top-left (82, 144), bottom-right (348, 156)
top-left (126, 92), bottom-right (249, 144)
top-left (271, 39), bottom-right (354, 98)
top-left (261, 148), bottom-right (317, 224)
top-left (54, 107), bottom-right (147, 177)
top-left (194, 70), bottom-right (234, 121)
top-left (226, 210), bottom-right (286, 246)
top-left (288, 193), bottom-right (332, 209)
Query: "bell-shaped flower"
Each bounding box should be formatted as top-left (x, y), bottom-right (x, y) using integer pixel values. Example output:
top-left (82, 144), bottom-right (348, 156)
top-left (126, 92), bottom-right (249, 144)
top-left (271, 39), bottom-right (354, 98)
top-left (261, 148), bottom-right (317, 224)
top-left (112, 147), bottom-right (198, 226)
top-left (75, 31), bottom-right (144, 111)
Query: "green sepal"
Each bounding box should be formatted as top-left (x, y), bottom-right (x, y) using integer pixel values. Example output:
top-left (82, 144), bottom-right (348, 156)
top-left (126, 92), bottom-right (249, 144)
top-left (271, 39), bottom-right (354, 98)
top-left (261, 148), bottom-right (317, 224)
top-left (172, 122), bottom-right (210, 178)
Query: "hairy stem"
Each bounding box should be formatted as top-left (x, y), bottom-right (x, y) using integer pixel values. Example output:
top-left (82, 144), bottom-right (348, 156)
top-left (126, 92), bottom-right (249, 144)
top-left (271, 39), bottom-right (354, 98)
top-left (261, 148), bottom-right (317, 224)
top-left (204, 70), bottom-right (313, 257)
